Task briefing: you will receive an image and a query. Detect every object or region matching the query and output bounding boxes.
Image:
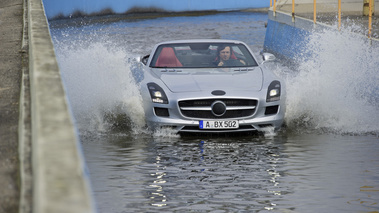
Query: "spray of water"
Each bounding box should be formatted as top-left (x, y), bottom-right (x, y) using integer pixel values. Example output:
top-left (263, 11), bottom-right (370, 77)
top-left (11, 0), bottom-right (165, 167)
top-left (52, 17), bottom-right (379, 137)
top-left (55, 40), bottom-right (147, 135)
top-left (282, 27), bottom-right (379, 135)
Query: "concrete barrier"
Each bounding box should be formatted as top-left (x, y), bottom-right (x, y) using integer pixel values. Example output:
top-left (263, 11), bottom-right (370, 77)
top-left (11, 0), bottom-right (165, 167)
top-left (28, 0), bottom-right (95, 212)
top-left (264, 11), bottom-right (313, 59)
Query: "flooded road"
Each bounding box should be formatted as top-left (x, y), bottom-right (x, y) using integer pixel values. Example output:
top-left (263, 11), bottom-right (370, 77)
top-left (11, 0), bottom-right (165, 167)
top-left (81, 133), bottom-right (379, 212)
top-left (50, 12), bottom-right (379, 212)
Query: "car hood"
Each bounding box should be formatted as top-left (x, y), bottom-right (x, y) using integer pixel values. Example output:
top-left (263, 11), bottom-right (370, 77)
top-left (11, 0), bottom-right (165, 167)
top-left (160, 68), bottom-right (263, 93)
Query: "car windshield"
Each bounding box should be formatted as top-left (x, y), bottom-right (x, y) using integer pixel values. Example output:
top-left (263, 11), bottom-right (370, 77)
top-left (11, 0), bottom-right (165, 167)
top-left (150, 42), bottom-right (258, 68)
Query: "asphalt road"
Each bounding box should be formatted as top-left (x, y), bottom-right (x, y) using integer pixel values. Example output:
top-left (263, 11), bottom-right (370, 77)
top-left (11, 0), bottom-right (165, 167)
top-left (0, 0), bottom-right (23, 212)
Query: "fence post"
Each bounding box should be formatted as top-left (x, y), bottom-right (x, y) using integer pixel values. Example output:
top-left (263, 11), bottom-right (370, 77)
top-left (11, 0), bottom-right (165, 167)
top-left (292, 0), bottom-right (295, 22)
top-left (368, 0), bottom-right (373, 38)
top-left (313, 0), bottom-right (317, 24)
top-left (338, 0), bottom-right (341, 30)
top-left (273, 0), bottom-right (276, 16)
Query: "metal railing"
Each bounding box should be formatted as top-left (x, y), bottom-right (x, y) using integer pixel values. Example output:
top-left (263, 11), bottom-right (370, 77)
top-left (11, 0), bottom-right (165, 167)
top-left (270, 0), bottom-right (375, 38)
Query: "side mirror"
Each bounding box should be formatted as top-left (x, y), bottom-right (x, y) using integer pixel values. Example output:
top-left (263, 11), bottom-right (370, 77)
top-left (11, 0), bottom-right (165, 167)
top-left (141, 55), bottom-right (150, 65)
top-left (261, 53), bottom-right (276, 64)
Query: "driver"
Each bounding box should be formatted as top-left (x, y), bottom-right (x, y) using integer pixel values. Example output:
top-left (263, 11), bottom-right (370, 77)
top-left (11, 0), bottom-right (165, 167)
top-left (215, 45), bottom-right (246, 67)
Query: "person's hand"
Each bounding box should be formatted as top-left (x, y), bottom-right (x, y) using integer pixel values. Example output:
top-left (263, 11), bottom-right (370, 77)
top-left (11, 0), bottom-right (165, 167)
top-left (218, 61), bottom-right (224, 66)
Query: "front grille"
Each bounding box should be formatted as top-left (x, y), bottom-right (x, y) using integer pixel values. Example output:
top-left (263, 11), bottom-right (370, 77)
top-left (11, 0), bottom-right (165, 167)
top-left (178, 98), bottom-right (257, 119)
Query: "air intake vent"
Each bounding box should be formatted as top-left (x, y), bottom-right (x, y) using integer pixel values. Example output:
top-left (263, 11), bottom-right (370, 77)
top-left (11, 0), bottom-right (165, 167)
top-left (265, 105), bottom-right (279, 115)
top-left (154, 107), bottom-right (169, 117)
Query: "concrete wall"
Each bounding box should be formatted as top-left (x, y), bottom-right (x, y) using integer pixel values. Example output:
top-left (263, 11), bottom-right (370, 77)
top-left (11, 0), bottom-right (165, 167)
top-left (42, 0), bottom-right (269, 19)
top-left (28, 0), bottom-right (95, 212)
top-left (263, 12), bottom-right (314, 59)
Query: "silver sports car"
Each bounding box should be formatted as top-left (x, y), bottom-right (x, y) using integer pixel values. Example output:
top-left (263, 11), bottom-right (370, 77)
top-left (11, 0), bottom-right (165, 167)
top-left (135, 39), bottom-right (285, 133)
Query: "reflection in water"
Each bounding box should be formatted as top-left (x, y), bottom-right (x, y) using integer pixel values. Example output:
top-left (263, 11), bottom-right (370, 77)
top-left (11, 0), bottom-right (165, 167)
top-left (149, 155), bottom-right (167, 207)
top-left (83, 135), bottom-right (292, 212)
top-left (82, 133), bottom-right (379, 212)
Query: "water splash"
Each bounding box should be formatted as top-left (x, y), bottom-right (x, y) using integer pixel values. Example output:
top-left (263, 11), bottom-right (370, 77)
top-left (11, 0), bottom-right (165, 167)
top-left (54, 40), bottom-right (146, 135)
top-left (261, 126), bottom-right (277, 138)
top-left (152, 127), bottom-right (181, 138)
top-left (51, 14), bottom-right (379, 136)
top-left (282, 27), bottom-right (379, 135)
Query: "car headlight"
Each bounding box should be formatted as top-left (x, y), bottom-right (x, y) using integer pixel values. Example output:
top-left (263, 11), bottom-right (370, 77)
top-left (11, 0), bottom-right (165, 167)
top-left (147, 83), bottom-right (168, 104)
top-left (266, 81), bottom-right (281, 102)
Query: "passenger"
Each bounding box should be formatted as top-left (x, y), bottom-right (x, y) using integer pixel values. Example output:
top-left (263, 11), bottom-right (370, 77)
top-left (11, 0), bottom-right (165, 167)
top-left (215, 45), bottom-right (245, 67)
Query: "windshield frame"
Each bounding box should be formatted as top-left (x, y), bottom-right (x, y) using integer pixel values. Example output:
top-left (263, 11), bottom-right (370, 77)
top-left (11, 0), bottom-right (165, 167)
top-left (149, 42), bottom-right (258, 69)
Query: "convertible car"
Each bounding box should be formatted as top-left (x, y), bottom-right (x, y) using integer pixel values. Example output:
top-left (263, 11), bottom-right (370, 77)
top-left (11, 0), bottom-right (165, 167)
top-left (135, 39), bottom-right (285, 133)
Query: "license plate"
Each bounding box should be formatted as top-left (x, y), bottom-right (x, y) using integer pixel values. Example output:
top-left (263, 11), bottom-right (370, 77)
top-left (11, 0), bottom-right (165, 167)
top-left (199, 120), bottom-right (239, 129)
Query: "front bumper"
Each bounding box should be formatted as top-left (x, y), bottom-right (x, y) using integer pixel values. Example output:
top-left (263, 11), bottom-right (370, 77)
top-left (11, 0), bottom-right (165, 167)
top-left (148, 115), bottom-right (284, 133)
top-left (144, 98), bottom-right (285, 133)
